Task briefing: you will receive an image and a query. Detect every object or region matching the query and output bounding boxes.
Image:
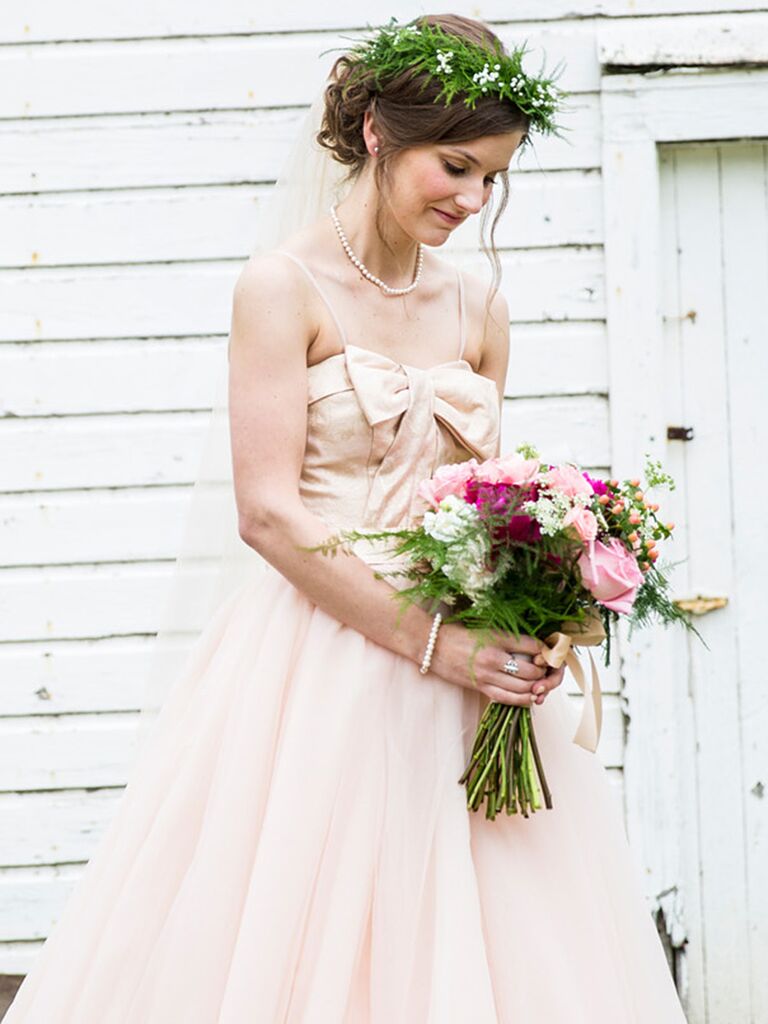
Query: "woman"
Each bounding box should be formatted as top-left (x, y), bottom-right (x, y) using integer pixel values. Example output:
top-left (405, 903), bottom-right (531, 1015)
top-left (6, 14), bottom-right (687, 1023)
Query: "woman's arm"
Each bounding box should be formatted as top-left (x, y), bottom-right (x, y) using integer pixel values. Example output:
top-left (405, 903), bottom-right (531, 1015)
top-left (228, 252), bottom-right (433, 664)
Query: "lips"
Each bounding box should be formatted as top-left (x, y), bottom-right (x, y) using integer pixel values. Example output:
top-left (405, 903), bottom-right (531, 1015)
top-left (433, 208), bottom-right (464, 225)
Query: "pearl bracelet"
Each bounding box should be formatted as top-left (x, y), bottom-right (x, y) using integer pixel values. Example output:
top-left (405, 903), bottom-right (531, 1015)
top-left (419, 611), bottom-right (443, 675)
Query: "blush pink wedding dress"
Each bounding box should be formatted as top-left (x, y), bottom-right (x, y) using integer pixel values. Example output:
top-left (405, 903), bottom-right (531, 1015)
top-left (5, 253), bottom-right (687, 1023)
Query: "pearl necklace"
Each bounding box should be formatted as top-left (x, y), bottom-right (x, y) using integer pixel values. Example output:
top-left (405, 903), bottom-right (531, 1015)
top-left (329, 203), bottom-right (423, 296)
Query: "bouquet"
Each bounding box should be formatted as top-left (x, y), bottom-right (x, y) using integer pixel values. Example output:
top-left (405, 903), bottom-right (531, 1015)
top-left (314, 444), bottom-right (700, 820)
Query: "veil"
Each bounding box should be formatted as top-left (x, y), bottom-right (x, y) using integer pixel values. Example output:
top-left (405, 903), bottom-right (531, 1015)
top-left (129, 69), bottom-right (493, 775)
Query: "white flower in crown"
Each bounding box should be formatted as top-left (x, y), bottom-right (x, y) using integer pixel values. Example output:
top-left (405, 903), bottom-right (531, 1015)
top-left (436, 48), bottom-right (454, 75)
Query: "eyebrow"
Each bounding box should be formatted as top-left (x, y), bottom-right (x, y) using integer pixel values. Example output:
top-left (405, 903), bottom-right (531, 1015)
top-left (447, 146), bottom-right (509, 174)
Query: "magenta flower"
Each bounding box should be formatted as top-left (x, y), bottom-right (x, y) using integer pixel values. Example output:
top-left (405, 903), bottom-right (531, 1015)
top-left (583, 472), bottom-right (608, 496)
top-left (466, 480), bottom-right (542, 543)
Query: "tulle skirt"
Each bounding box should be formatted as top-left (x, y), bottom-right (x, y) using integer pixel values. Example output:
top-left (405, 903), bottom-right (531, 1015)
top-left (5, 565), bottom-right (686, 1023)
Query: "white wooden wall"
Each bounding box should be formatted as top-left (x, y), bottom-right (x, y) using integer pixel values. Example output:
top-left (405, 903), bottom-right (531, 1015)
top-left (1, 0), bottom-right (764, 994)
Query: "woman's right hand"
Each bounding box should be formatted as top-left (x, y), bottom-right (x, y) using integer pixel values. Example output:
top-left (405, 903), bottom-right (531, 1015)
top-left (429, 621), bottom-right (561, 708)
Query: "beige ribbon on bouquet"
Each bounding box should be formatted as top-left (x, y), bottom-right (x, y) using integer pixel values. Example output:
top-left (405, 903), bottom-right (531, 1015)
top-left (539, 610), bottom-right (607, 753)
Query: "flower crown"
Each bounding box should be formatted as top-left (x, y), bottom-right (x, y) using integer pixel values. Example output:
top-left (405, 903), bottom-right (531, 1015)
top-left (334, 17), bottom-right (569, 140)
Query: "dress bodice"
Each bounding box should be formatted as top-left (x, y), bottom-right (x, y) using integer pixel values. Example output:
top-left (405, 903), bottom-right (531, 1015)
top-left (302, 343), bottom-right (500, 531)
top-left (276, 251), bottom-right (501, 533)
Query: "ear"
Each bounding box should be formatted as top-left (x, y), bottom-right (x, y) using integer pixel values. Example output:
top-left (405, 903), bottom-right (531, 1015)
top-left (362, 109), bottom-right (380, 157)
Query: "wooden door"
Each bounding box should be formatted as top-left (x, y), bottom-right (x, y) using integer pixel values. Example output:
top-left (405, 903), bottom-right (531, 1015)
top-left (648, 140), bottom-right (768, 1022)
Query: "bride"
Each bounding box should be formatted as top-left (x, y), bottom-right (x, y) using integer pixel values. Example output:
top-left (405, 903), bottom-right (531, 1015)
top-left (6, 13), bottom-right (688, 1023)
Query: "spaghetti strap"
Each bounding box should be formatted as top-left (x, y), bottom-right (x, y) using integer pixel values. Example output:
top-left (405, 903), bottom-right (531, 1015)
top-left (456, 267), bottom-right (467, 360)
top-left (274, 249), bottom-right (349, 349)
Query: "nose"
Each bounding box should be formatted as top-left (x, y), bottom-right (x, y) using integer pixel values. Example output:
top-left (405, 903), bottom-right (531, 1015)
top-left (454, 181), bottom-right (486, 216)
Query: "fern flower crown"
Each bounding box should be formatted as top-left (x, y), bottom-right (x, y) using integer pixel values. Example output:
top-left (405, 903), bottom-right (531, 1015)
top-left (338, 17), bottom-right (569, 140)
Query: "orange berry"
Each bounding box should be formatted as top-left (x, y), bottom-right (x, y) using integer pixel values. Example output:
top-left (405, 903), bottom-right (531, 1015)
top-left (649, 548), bottom-right (660, 561)
top-left (630, 478), bottom-right (640, 487)
top-left (650, 502), bottom-right (660, 512)
top-left (609, 479), bottom-right (619, 488)
top-left (646, 538), bottom-right (657, 549)
top-left (629, 512), bottom-right (642, 525)
top-left (640, 561), bottom-right (650, 571)
top-left (598, 494), bottom-right (611, 506)
top-left (634, 490), bottom-right (644, 501)
top-left (628, 531), bottom-right (639, 543)
top-left (666, 521), bottom-right (675, 531)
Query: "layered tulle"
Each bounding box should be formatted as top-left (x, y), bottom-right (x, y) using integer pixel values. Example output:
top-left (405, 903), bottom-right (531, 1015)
top-left (6, 563), bottom-right (686, 1023)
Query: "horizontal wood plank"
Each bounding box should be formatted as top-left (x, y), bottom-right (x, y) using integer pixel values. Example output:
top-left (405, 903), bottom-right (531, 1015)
top-left (0, 789), bottom-right (124, 867)
top-left (0, 171), bottom-right (602, 269)
top-left (0, 322), bottom-right (607, 419)
top-left (598, 12), bottom-right (768, 67)
top-left (501, 394), bottom-right (610, 466)
top-left (0, 101), bottom-right (603, 195)
top-left (1, 392), bottom-right (609, 494)
top-left (0, 637), bottom-right (176, 716)
top-left (0, 249), bottom-right (604, 343)
top-left (1, 1), bottom-right (764, 43)
top-left (0, 487), bottom-right (193, 566)
top-left (0, 26), bottom-right (597, 121)
top-left (0, 562), bottom-right (216, 641)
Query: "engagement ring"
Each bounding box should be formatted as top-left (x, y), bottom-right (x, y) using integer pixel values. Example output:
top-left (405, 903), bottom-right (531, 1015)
top-left (502, 656), bottom-right (519, 676)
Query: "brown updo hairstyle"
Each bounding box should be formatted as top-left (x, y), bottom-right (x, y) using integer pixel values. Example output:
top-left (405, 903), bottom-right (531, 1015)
top-left (317, 13), bottom-right (531, 318)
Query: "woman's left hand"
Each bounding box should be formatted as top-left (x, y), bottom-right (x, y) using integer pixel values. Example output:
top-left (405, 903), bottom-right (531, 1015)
top-left (530, 656), bottom-right (566, 704)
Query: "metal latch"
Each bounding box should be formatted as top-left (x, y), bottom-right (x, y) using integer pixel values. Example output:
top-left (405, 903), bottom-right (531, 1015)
top-left (673, 595), bottom-right (728, 615)
top-left (667, 426), bottom-right (694, 441)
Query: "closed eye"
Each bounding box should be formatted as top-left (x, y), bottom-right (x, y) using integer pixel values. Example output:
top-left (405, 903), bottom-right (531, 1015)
top-left (443, 160), bottom-right (497, 186)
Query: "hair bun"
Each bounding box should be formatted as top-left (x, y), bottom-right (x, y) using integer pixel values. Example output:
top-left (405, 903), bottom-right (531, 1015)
top-left (316, 56), bottom-right (375, 171)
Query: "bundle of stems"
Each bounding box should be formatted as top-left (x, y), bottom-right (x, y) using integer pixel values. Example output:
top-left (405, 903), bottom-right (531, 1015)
top-left (459, 700), bottom-right (552, 819)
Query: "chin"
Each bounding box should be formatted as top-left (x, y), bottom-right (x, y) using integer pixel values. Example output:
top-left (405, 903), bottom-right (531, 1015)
top-left (425, 232), bottom-right (451, 248)
top-left (417, 220), bottom-right (455, 247)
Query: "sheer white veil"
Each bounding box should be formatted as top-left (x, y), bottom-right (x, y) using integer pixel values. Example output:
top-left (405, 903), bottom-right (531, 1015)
top-left (130, 72), bottom-right (490, 773)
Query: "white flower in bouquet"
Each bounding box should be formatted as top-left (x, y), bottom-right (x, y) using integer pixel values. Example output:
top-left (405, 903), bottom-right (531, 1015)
top-left (442, 536), bottom-right (496, 597)
top-left (423, 495), bottom-right (495, 597)
top-left (422, 493), bottom-right (480, 542)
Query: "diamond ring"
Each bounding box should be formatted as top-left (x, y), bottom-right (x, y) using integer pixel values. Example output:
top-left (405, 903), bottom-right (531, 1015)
top-left (502, 656), bottom-right (519, 676)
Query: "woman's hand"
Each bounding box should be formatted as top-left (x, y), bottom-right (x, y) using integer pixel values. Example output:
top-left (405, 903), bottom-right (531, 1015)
top-left (429, 622), bottom-right (566, 707)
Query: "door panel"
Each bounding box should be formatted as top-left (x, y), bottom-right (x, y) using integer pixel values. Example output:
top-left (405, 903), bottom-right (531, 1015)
top-left (659, 140), bottom-right (768, 1023)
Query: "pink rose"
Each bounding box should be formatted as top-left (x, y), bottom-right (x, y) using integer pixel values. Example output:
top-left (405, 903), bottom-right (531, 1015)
top-left (563, 506), bottom-right (598, 543)
top-left (545, 464), bottom-right (594, 498)
top-left (475, 453), bottom-right (540, 486)
top-left (417, 458), bottom-right (478, 508)
top-left (577, 537), bottom-right (644, 614)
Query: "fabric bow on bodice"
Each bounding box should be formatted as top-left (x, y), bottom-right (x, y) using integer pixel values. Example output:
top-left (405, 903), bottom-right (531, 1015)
top-left (300, 343), bottom-right (500, 532)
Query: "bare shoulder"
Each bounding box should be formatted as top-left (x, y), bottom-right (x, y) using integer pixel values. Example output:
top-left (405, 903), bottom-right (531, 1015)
top-left (461, 266), bottom-right (509, 334)
top-left (233, 249), bottom-right (306, 311)
top-left (229, 249), bottom-right (316, 361)
top-left (452, 265), bottom-right (509, 375)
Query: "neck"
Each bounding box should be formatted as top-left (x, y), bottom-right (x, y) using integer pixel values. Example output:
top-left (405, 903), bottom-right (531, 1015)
top-left (333, 165), bottom-right (421, 285)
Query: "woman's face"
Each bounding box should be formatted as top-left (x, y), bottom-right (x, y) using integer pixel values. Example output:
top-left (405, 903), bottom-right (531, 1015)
top-left (382, 130), bottom-right (525, 245)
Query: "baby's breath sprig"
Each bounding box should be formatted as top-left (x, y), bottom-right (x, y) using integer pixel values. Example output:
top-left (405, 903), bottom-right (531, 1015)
top-left (329, 16), bottom-right (569, 141)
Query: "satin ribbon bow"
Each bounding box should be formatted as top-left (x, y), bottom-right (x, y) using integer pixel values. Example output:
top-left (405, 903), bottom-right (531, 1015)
top-left (539, 610), bottom-right (607, 752)
top-left (343, 344), bottom-right (499, 448)
top-left (343, 344), bottom-right (500, 526)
